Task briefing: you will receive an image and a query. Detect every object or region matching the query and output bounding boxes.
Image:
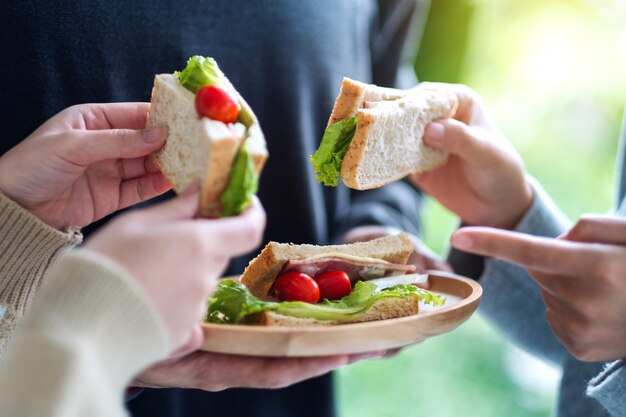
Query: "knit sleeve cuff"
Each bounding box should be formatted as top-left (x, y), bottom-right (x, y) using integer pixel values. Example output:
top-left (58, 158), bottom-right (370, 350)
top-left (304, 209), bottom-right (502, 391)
top-left (513, 177), bottom-right (571, 238)
top-left (0, 191), bottom-right (82, 353)
top-left (587, 360), bottom-right (626, 417)
top-left (20, 249), bottom-right (170, 386)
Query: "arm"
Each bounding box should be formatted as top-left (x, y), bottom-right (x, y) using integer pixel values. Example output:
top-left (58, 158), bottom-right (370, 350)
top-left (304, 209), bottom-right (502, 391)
top-left (0, 250), bottom-right (170, 417)
top-left (404, 82), bottom-right (569, 362)
top-left (0, 102), bottom-right (169, 355)
top-left (0, 192), bottom-right (82, 355)
top-left (0, 192), bottom-right (269, 416)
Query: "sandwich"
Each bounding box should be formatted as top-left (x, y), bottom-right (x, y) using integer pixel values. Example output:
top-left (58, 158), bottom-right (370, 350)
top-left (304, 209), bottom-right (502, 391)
top-left (310, 77), bottom-right (458, 190)
top-left (206, 233), bottom-right (445, 326)
top-left (147, 56), bottom-right (268, 217)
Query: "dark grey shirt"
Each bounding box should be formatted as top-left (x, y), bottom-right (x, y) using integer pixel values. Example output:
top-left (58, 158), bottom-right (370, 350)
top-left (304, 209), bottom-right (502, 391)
top-left (0, 1), bottom-right (429, 416)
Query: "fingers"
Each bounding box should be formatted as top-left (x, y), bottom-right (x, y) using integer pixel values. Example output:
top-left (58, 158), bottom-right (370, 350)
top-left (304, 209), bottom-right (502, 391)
top-left (118, 155), bottom-right (161, 180)
top-left (213, 354), bottom-right (349, 390)
top-left (68, 127), bottom-right (167, 165)
top-left (118, 173), bottom-right (172, 208)
top-left (130, 188), bottom-right (200, 223)
top-left (131, 193), bottom-right (265, 256)
top-left (450, 227), bottom-right (602, 277)
top-left (562, 214), bottom-right (626, 245)
top-left (416, 83), bottom-right (488, 126)
top-left (69, 103), bottom-right (151, 130)
top-left (423, 119), bottom-right (496, 164)
top-left (199, 197), bottom-right (266, 256)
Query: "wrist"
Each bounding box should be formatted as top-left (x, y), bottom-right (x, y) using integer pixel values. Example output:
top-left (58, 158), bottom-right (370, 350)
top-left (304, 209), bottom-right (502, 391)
top-left (497, 186), bottom-right (534, 230)
top-left (470, 181), bottom-right (534, 230)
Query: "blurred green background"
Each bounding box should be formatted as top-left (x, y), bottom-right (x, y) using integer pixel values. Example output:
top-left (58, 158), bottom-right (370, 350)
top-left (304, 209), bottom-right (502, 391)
top-left (337, 1), bottom-right (626, 416)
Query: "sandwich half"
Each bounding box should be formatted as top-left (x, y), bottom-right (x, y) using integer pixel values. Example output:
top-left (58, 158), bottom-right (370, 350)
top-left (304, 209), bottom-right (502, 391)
top-left (147, 56), bottom-right (268, 217)
top-left (206, 234), bottom-right (445, 327)
top-left (310, 77), bottom-right (458, 190)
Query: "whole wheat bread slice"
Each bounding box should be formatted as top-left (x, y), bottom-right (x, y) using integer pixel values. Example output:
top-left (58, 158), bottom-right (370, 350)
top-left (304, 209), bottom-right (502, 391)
top-left (243, 295), bottom-right (419, 326)
top-left (147, 73), bottom-right (268, 217)
top-left (327, 77), bottom-right (458, 190)
top-left (240, 233), bottom-right (413, 299)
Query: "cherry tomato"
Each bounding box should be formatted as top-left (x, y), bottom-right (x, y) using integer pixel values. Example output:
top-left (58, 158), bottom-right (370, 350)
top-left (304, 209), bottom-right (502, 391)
top-left (315, 270), bottom-right (352, 300)
top-left (274, 272), bottom-right (320, 303)
top-left (195, 85), bottom-right (239, 123)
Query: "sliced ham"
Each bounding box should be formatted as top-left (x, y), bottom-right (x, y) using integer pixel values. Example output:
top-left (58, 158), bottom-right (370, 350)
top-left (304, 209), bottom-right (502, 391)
top-left (282, 257), bottom-right (416, 282)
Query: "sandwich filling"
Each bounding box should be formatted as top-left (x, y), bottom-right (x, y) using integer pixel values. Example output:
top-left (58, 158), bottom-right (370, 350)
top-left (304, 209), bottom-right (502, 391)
top-left (310, 117), bottom-right (358, 186)
top-left (282, 256), bottom-right (415, 281)
top-left (206, 279), bottom-right (444, 325)
top-left (176, 56), bottom-right (259, 216)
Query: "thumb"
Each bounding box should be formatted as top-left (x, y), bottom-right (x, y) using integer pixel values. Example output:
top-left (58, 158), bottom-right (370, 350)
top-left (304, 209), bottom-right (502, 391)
top-left (423, 119), bottom-right (494, 164)
top-left (69, 127), bottom-right (167, 165)
top-left (132, 186), bottom-right (200, 224)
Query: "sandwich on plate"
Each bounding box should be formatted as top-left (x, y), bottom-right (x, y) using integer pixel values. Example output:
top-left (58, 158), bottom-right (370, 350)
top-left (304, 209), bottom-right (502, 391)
top-left (147, 56), bottom-right (268, 217)
top-left (310, 77), bottom-right (457, 190)
top-left (206, 233), bottom-right (445, 326)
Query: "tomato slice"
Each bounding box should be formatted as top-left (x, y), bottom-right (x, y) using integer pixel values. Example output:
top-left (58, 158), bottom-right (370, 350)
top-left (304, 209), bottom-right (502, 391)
top-left (195, 85), bottom-right (239, 123)
top-left (274, 271), bottom-right (320, 303)
top-left (315, 270), bottom-right (352, 300)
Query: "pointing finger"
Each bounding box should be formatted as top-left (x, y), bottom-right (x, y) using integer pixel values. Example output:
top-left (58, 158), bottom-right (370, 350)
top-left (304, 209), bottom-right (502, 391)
top-left (450, 227), bottom-right (602, 277)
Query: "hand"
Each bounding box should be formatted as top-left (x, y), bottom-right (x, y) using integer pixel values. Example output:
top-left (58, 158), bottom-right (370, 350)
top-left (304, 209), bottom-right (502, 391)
top-left (132, 348), bottom-right (385, 391)
top-left (0, 103), bottom-right (171, 230)
top-left (84, 192), bottom-right (266, 351)
top-left (342, 225), bottom-right (451, 275)
top-left (450, 214), bottom-right (626, 361)
top-left (409, 83), bottom-right (532, 229)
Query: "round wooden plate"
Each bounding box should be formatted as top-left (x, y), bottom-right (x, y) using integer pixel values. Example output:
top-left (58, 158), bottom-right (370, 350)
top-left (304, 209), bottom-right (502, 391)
top-left (200, 271), bottom-right (482, 357)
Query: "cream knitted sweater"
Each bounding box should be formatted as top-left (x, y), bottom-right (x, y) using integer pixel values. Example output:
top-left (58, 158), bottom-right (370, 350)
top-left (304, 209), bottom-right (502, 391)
top-left (0, 192), bottom-right (170, 416)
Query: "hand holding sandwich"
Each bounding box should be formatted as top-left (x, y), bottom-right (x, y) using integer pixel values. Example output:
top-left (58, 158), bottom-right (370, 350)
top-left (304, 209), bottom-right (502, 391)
top-left (0, 103), bottom-right (171, 231)
top-left (451, 214), bottom-right (626, 361)
top-left (84, 191), bottom-right (266, 353)
top-left (410, 83), bottom-right (533, 230)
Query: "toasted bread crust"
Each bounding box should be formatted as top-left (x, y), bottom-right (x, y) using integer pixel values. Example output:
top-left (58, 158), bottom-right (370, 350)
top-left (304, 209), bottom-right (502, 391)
top-left (328, 78), bottom-right (405, 125)
top-left (240, 233), bottom-right (413, 298)
top-left (199, 133), bottom-right (240, 217)
top-left (340, 111), bottom-right (375, 189)
top-left (328, 78), bottom-right (368, 125)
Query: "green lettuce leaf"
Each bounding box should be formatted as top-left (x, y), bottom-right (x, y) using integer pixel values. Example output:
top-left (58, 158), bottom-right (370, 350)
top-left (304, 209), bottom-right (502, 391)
top-left (206, 279), bottom-right (445, 324)
top-left (176, 55), bottom-right (223, 94)
top-left (220, 142), bottom-right (259, 217)
top-left (206, 279), bottom-right (275, 324)
top-left (310, 117), bottom-right (358, 186)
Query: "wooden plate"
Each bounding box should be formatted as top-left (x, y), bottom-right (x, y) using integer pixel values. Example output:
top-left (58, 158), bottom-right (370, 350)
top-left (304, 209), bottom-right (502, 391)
top-left (200, 271), bottom-right (482, 357)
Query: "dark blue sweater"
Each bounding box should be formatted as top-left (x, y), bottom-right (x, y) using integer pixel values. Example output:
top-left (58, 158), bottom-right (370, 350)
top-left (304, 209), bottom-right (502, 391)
top-left (1, 1), bottom-right (428, 416)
